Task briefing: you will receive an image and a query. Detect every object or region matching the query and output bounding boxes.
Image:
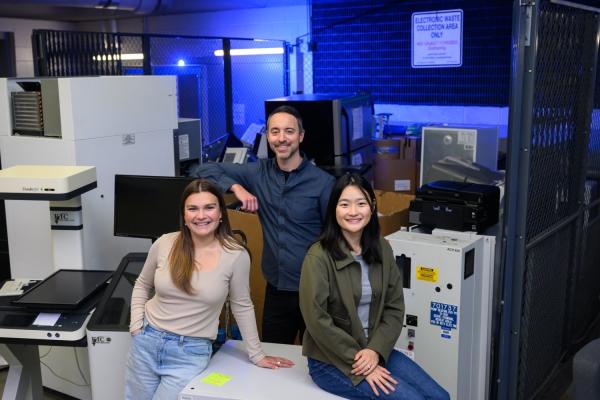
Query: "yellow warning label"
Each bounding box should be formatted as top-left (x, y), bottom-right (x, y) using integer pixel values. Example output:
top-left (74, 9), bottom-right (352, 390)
top-left (416, 266), bottom-right (438, 282)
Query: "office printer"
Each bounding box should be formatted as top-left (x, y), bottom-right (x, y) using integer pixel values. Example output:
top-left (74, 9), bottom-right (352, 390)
top-left (409, 180), bottom-right (500, 233)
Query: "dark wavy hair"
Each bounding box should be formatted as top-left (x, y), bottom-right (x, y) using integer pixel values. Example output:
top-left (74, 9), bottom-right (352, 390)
top-left (320, 173), bottom-right (381, 264)
top-left (168, 179), bottom-right (246, 294)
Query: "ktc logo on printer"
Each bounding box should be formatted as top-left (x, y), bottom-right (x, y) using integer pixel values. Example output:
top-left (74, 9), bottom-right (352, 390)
top-left (53, 212), bottom-right (74, 224)
top-left (91, 336), bottom-right (112, 346)
top-left (50, 209), bottom-right (82, 228)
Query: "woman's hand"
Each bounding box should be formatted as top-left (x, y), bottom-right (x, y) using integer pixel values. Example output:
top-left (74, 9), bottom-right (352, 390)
top-left (351, 348), bottom-right (380, 375)
top-left (130, 329), bottom-right (142, 337)
top-left (365, 366), bottom-right (397, 396)
top-left (256, 355), bottom-right (295, 369)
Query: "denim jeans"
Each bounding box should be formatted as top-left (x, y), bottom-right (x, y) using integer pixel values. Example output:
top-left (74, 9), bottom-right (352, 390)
top-left (125, 323), bottom-right (212, 400)
top-left (308, 350), bottom-right (449, 400)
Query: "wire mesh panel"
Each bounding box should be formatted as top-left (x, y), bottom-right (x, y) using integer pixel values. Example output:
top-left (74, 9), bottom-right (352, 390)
top-left (517, 3), bottom-right (598, 398)
top-left (148, 36), bottom-right (227, 147)
top-left (118, 34), bottom-right (144, 72)
top-left (500, 1), bottom-right (600, 399)
top-left (525, 7), bottom-right (593, 240)
top-left (518, 224), bottom-right (575, 399)
top-left (571, 184), bottom-right (600, 342)
top-left (590, 68), bottom-right (600, 172)
top-left (33, 30), bottom-right (122, 76)
top-left (570, 40), bottom-right (600, 343)
top-left (230, 39), bottom-right (288, 139)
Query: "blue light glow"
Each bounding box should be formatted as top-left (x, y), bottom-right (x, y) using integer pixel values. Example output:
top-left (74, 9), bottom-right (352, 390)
top-left (177, 59), bottom-right (186, 66)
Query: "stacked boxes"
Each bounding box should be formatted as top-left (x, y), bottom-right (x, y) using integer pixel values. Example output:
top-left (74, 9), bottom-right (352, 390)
top-left (374, 136), bottom-right (421, 194)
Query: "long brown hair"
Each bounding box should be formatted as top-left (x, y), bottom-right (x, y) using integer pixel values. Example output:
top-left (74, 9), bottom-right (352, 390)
top-left (168, 179), bottom-right (246, 294)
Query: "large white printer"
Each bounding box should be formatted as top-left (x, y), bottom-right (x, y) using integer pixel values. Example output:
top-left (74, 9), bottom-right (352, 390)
top-left (387, 229), bottom-right (496, 400)
top-left (0, 76), bottom-right (178, 399)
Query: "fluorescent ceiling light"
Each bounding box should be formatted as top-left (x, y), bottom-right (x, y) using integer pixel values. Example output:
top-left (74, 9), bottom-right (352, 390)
top-left (213, 47), bottom-right (284, 56)
top-left (121, 53), bottom-right (144, 60)
top-left (92, 53), bottom-right (144, 61)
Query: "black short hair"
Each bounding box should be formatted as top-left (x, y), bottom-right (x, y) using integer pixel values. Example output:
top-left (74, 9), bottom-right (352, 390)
top-left (267, 105), bottom-right (304, 132)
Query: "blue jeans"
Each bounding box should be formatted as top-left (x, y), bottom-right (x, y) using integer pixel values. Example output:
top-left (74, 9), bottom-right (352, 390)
top-left (125, 323), bottom-right (212, 400)
top-left (308, 350), bottom-right (449, 400)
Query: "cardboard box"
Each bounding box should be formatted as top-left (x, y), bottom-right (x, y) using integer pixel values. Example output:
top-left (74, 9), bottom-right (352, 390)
top-left (374, 139), bottom-right (402, 159)
top-left (373, 158), bottom-right (420, 194)
top-left (224, 208), bottom-right (266, 338)
top-left (374, 136), bottom-right (420, 161)
top-left (375, 190), bottom-right (415, 236)
top-left (399, 136), bottom-right (420, 160)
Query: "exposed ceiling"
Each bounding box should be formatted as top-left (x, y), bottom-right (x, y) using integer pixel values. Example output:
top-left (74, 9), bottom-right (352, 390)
top-left (0, 0), bottom-right (307, 22)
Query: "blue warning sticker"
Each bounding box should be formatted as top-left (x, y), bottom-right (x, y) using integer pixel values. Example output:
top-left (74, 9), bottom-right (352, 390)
top-left (430, 302), bottom-right (458, 330)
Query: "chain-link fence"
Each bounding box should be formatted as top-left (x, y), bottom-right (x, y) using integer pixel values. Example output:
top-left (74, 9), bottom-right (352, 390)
top-left (230, 38), bottom-right (288, 138)
top-left (33, 30), bottom-right (123, 76)
top-left (31, 29), bottom-right (288, 161)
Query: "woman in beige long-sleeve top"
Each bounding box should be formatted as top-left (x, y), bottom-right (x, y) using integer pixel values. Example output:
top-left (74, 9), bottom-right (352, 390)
top-left (125, 179), bottom-right (293, 400)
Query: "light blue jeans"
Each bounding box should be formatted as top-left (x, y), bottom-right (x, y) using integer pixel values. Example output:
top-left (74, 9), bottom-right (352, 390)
top-left (308, 350), bottom-right (449, 400)
top-left (125, 323), bottom-right (212, 400)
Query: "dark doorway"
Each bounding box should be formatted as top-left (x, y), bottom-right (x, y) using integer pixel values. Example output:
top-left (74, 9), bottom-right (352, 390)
top-left (0, 32), bottom-right (16, 77)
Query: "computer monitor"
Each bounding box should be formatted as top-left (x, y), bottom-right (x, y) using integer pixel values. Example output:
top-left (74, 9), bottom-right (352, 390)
top-left (114, 175), bottom-right (195, 240)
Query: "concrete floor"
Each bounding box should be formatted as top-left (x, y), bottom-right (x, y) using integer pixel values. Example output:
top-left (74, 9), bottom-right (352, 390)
top-left (0, 365), bottom-right (79, 400)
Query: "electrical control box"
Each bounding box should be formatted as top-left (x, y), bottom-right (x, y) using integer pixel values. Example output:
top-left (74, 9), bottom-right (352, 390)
top-left (386, 230), bottom-right (495, 400)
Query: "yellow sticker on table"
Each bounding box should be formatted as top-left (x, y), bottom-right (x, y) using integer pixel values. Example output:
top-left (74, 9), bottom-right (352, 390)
top-left (201, 372), bottom-right (232, 386)
top-left (416, 266), bottom-right (438, 282)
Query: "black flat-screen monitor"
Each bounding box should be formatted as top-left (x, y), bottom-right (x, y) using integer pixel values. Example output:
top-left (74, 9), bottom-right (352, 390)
top-left (12, 269), bottom-right (112, 310)
top-left (114, 175), bottom-right (195, 240)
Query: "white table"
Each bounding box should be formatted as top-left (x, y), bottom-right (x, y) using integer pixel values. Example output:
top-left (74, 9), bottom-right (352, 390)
top-left (179, 340), bottom-right (343, 400)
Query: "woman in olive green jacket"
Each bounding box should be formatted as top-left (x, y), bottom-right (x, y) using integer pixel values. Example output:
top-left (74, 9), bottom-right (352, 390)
top-left (299, 174), bottom-right (448, 400)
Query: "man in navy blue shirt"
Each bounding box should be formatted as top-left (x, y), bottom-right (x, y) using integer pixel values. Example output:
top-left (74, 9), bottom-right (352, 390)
top-left (192, 105), bottom-right (334, 344)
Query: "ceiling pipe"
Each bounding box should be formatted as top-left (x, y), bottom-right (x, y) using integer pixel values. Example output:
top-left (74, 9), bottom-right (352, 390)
top-left (0, 0), bottom-right (163, 14)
